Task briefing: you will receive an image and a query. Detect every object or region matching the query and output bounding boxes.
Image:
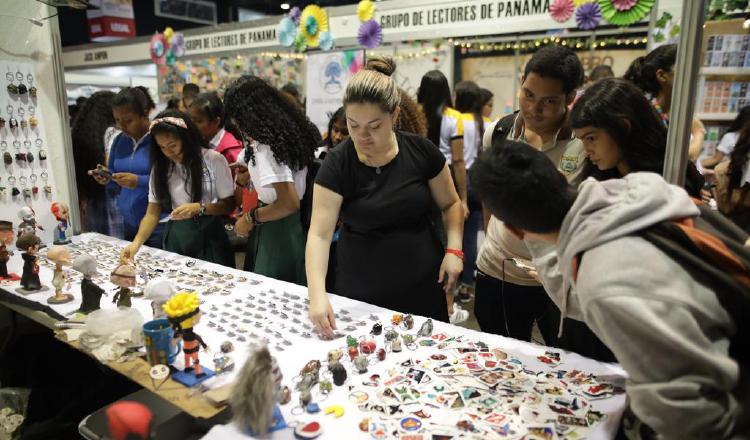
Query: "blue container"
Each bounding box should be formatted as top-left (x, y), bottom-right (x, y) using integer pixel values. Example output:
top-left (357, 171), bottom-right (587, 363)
top-left (143, 318), bottom-right (180, 366)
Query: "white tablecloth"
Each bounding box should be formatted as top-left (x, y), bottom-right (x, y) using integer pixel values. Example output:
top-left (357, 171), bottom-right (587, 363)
top-left (0, 233), bottom-right (628, 439)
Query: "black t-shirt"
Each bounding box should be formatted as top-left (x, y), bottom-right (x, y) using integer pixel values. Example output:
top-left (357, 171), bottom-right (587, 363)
top-left (315, 131), bottom-right (446, 233)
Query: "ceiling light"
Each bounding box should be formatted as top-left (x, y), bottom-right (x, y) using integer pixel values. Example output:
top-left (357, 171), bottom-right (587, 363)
top-left (280, 3), bottom-right (290, 10)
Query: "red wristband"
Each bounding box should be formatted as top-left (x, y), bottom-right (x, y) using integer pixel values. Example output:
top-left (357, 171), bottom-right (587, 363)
top-left (446, 248), bottom-right (464, 260)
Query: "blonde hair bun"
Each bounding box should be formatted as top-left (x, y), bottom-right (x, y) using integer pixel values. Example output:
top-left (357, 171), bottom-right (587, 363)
top-left (365, 55), bottom-right (396, 77)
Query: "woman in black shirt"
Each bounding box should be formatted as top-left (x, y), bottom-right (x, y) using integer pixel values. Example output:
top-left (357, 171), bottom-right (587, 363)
top-left (307, 56), bottom-right (464, 337)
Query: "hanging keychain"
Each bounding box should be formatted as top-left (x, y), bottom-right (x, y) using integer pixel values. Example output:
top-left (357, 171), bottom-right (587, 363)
top-left (28, 106), bottom-right (37, 129)
top-left (6, 71), bottom-right (16, 95)
top-left (15, 70), bottom-right (26, 95)
top-left (8, 175), bottom-right (18, 197)
top-left (30, 173), bottom-right (38, 195)
top-left (7, 105), bottom-right (16, 130)
top-left (41, 170), bottom-right (51, 195)
top-left (17, 107), bottom-right (26, 129)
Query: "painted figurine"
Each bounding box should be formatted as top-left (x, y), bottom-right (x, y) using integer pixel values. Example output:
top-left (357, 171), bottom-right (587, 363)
top-left (15, 233), bottom-right (46, 293)
top-left (72, 253), bottom-right (105, 313)
top-left (50, 202), bottom-right (71, 244)
top-left (110, 263), bottom-right (136, 308)
top-left (231, 345), bottom-right (285, 436)
top-left (46, 246), bottom-right (74, 304)
top-left (143, 278), bottom-right (176, 319)
top-left (0, 221), bottom-right (18, 280)
top-left (163, 292), bottom-right (208, 377)
top-left (17, 207), bottom-right (43, 237)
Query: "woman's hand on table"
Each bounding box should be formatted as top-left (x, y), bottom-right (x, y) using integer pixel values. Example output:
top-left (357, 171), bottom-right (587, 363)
top-left (120, 243), bottom-right (140, 264)
top-left (438, 253), bottom-right (463, 293)
top-left (309, 292), bottom-right (337, 339)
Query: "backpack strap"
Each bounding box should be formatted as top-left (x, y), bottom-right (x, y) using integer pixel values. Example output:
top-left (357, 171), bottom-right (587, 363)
top-left (490, 111), bottom-right (519, 147)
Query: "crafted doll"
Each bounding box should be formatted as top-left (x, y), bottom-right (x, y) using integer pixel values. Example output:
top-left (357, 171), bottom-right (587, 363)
top-left (15, 233), bottom-right (46, 294)
top-left (231, 345), bottom-right (286, 436)
top-left (17, 207), bottom-right (43, 237)
top-left (110, 263), bottom-right (136, 308)
top-left (0, 221), bottom-right (19, 281)
top-left (46, 245), bottom-right (74, 304)
top-left (50, 202), bottom-right (71, 245)
top-left (143, 278), bottom-right (176, 319)
top-left (72, 253), bottom-right (105, 313)
top-left (163, 292), bottom-right (209, 378)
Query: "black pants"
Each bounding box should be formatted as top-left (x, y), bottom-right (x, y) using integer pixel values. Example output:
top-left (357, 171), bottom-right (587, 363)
top-left (474, 269), bottom-right (616, 363)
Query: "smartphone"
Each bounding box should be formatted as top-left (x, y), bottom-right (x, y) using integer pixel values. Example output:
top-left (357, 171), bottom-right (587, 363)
top-left (90, 167), bottom-right (112, 182)
top-left (511, 258), bottom-right (535, 272)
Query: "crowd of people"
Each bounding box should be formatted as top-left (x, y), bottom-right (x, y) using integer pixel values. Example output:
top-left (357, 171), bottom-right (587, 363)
top-left (69, 42), bottom-right (750, 439)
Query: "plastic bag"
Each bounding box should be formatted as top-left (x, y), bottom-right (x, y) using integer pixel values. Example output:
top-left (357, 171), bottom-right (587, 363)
top-left (0, 388), bottom-right (30, 440)
top-left (85, 307), bottom-right (144, 337)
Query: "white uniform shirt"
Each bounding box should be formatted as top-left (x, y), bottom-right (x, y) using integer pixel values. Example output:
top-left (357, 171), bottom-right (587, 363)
top-left (148, 148), bottom-right (234, 209)
top-left (237, 141), bottom-right (307, 204)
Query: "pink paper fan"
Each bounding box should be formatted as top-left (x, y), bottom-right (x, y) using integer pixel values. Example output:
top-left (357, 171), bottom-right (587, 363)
top-left (612, 0), bottom-right (638, 11)
top-left (550, 0), bottom-right (575, 22)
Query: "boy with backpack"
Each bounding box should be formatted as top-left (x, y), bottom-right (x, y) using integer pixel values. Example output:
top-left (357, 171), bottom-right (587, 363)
top-left (471, 139), bottom-right (750, 439)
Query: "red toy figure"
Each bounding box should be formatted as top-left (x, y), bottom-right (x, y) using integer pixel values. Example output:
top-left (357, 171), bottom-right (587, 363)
top-left (50, 202), bottom-right (71, 244)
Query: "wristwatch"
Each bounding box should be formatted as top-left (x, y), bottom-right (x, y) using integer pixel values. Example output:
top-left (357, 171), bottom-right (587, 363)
top-left (198, 202), bottom-right (207, 216)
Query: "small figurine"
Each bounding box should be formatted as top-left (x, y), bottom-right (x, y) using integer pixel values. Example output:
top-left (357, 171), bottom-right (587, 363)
top-left (353, 355), bottom-right (369, 374)
top-left (72, 253), bottom-right (105, 313)
top-left (327, 348), bottom-right (343, 365)
top-left (231, 345), bottom-right (286, 436)
top-left (330, 362), bottom-right (347, 386)
top-left (46, 246), bottom-right (74, 304)
top-left (17, 207), bottom-right (43, 237)
top-left (50, 202), bottom-right (71, 245)
top-left (391, 338), bottom-right (402, 353)
top-left (15, 233), bottom-right (47, 294)
top-left (143, 278), bottom-right (176, 319)
top-left (417, 318), bottom-right (434, 337)
top-left (0, 221), bottom-right (19, 281)
top-left (370, 322), bottom-right (383, 335)
top-left (163, 292), bottom-right (210, 378)
top-left (402, 314), bottom-right (414, 330)
top-left (110, 263), bottom-right (136, 308)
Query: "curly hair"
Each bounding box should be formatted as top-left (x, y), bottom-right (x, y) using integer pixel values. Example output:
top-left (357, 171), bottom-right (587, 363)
top-left (148, 110), bottom-right (208, 212)
top-left (71, 91), bottom-right (116, 201)
top-left (224, 75), bottom-right (319, 170)
top-left (397, 89), bottom-right (427, 137)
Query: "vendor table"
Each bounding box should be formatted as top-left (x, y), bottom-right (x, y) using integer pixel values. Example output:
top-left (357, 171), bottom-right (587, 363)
top-left (0, 233), bottom-right (628, 439)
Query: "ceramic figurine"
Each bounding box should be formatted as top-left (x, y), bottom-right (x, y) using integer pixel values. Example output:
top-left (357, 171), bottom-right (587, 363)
top-left (391, 338), bottom-right (402, 353)
top-left (50, 202), bottom-right (71, 245)
top-left (417, 318), bottom-right (433, 337)
top-left (72, 253), bottom-right (105, 313)
top-left (0, 221), bottom-right (19, 281)
top-left (15, 233), bottom-right (47, 294)
top-left (231, 345), bottom-right (286, 436)
top-left (163, 292), bottom-right (209, 377)
top-left (330, 362), bottom-right (347, 386)
top-left (110, 263), bottom-right (136, 308)
top-left (143, 277), bottom-right (176, 319)
top-left (17, 207), bottom-right (43, 237)
top-left (370, 322), bottom-right (382, 335)
top-left (354, 355), bottom-right (369, 374)
top-left (402, 314), bottom-right (414, 330)
top-left (327, 348), bottom-right (343, 365)
top-left (46, 246), bottom-right (74, 304)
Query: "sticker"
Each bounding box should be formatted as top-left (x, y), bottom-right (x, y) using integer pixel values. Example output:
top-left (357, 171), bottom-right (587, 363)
top-left (369, 422), bottom-right (388, 439)
top-left (430, 353), bottom-right (447, 361)
top-left (484, 412), bottom-right (508, 426)
top-left (384, 375), bottom-right (407, 387)
top-left (349, 390), bottom-right (370, 404)
top-left (400, 417), bottom-right (422, 432)
top-left (431, 333), bottom-right (448, 341)
top-left (412, 409), bottom-right (431, 419)
top-left (456, 418), bottom-right (482, 433)
top-left (460, 387), bottom-right (482, 401)
top-left (525, 425), bottom-right (559, 439)
top-left (557, 415), bottom-right (588, 427)
top-left (392, 385), bottom-right (417, 403)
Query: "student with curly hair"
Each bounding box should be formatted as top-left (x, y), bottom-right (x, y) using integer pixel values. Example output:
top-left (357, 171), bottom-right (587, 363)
top-left (71, 91), bottom-right (116, 235)
top-left (224, 75), bottom-right (320, 284)
top-left (119, 110), bottom-right (235, 266)
top-left (396, 89), bottom-right (428, 137)
top-left (307, 56), bottom-right (464, 337)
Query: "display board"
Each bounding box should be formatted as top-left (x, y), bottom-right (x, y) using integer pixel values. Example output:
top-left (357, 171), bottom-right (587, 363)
top-left (370, 42), bottom-right (454, 99)
top-left (306, 49), bottom-right (365, 133)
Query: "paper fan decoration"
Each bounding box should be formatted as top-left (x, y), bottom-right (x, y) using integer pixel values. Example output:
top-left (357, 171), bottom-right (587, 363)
top-left (550, 0), bottom-right (575, 22)
top-left (149, 33), bottom-right (167, 65)
top-left (357, 0), bottom-right (376, 22)
top-left (289, 6), bottom-right (301, 25)
top-left (299, 5), bottom-right (329, 48)
top-left (576, 2), bottom-right (601, 30)
top-left (163, 26), bottom-right (174, 43)
top-left (597, 0), bottom-right (654, 26)
top-left (358, 19), bottom-right (383, 49)
top-left (573, 0), bottom-right (594, 5)
top-left (278, 16), bottom-right (297, 47)
top-left (319, 31), bottom-right (335, 51)
top-left (171, 32), bottom-right (185, 57)
top-left (294, 33), bottom-right (308, 52)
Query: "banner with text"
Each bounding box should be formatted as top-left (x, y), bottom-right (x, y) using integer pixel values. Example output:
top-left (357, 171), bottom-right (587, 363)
top-left (86, 0), bottom-right (136, 42)
top-left (306, 50), bottom-right (365, 133)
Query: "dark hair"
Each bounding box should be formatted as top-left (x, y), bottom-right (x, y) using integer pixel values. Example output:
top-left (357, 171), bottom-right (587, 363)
top-left (224, 75), bottom-right (319, 170)
top-left (148, 110), bottom-right (208, 212)
top-left (71, 91), bottom-right (115, 201)
top-left (479, 88), bottom-right (494, 107)
top-left (454, 80), bottom-right (485, 143)
top-left (728, 122), bottom-right (750, 191)
top-left (589, 65), bottom-right (614, 82)
top-left (281, 83), bottom-right (301, 100)
top-left (623, 44), bottom-right (676, 96)
top-left (166, 97), bottom-right (181, 110)
top-left (397, 88), bottom-right (428, 137)
top-left (417, 70), bottom-right (453, 147)
top-left (182, 83), bottom-right (200, 98)
top-left (572, 78), bottom-right (704, 196)
top-left (112, 87), bottom-right (150, 116)
top-left (190, 92), bottom-right (225, 127)
top-left (471, 137), bottom-right (577, 233)
top-left (134, 86), bottom-right (156, 111)
top-left (325, 106), bottom-right (346, 148)
top-left (524, 45), bottom-right (584, 95)
top-left (728, 105), bottom-right (750, 133)
top-left (16, 233), bottom-right (41, 251)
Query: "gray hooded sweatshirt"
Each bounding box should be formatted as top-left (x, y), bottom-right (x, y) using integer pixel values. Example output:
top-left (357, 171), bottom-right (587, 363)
top-left (526, 172), bottom-right (749, 439)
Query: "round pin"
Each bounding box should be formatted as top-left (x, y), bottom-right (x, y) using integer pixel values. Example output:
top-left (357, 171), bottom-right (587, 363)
top-left (399, 416), bottom-right (422, 432)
